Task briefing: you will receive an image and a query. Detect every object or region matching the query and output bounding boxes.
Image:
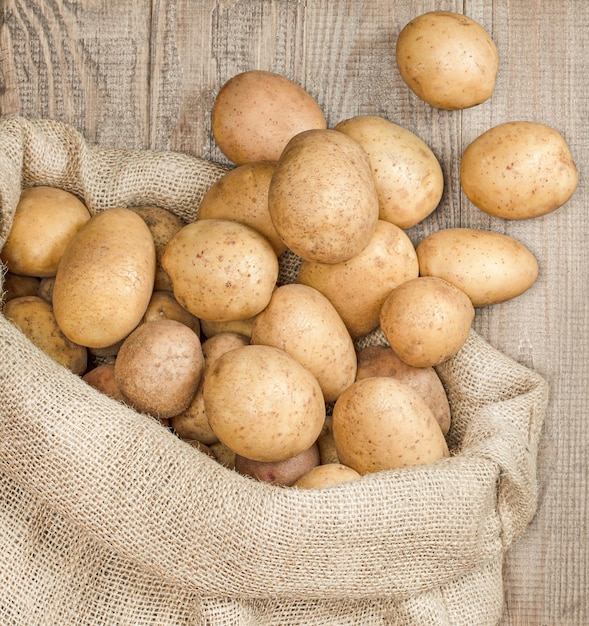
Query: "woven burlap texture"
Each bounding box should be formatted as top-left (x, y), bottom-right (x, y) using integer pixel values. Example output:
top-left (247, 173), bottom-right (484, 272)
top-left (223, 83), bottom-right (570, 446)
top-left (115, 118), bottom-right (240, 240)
top-left (0, 116), bottom-right (549, 626)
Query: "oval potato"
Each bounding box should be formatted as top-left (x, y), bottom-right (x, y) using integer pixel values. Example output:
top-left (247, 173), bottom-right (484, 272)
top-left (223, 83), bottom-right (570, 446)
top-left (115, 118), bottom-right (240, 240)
top-left (142, 290), bottom-right (200, 334)
top-left (293, 463), bottom-right (361, 490)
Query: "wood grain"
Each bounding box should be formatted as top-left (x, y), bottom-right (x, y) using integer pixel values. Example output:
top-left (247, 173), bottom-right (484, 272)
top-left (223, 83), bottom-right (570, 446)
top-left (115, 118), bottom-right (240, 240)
top-left (1, 1), bottom-right (587, 623)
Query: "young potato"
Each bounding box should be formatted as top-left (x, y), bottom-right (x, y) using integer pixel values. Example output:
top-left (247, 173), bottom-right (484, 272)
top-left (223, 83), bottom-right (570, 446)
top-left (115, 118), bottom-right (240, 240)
top-left (115, 319), bottom-right (204, 420)
top-left (82, 363), bottom-right (126, 402)
top-left (203, 344), bottom-right (325, 463)
top-left (142, 290), bottom-right (200, 334)
top-left (316, 415), bottom-right (340, 465)
top-left (197, 161), bottom-right (286, 256)
top-left (4, 295), bottom-right (87, 375)
top-left (292, 463), bottom-right (361, 490)
top-left (37, 277), bottom-right (56, 304)
top-left (334, 116), bottom-right (444, 229)
top-left (53, 208), bottom-right (156, 349)
top-left (1, 186), bottom-right (91, 277)
top-left (416, 228), bottom-right (539, 307)
top-left (251, 284), bottom-right (357, 403)
top-left (356, 345), bottom-right (451, 435)
top-left (460, 122), bottom-right (578, 219)
top-left (161, 218), bottom-right (278, 323)
top-left (332, 377), bottom-right (450, 475)
top-left (297, 220), bottom-right (419, 339)
top-left (396, 11), bottom-right (499, 110)
top-left (380, 276), bottom-right (474, 368)
top-left (268, 129), bottom-right (380, 264)
top-left (209, 441), bottom-right (236, 470)
top-left (199, 315), bottom-right (257, 340)
top-left (2, 272), bottom-right (40, 301)
top-left (211, 70), bottom-right (327, 165)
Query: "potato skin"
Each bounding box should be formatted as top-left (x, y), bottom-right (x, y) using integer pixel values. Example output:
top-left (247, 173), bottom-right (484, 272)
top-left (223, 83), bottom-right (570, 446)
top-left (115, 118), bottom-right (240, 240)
top-left (142, 290), bottom-right (200, 334)
top-left (82, 363), bottom-right (125, 402)
top-left (293, 463), bottom-right (361, 490)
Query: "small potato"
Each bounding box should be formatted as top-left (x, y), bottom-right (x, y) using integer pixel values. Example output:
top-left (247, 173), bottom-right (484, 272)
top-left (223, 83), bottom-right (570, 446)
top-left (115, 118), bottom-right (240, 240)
top-left (115, 319), bottom-right (204, 419)
top-left (4, 295), bottom-right (87, 375)
top-left (396, 11), bottom-right (499, 110)
top-left (37, 277), bottom-right (56, 304)
top-left (162, 218), bottom-right (278, 323)
top-left (380, 276), bottom-right (474, 368)
top-left (201, 332), bottom-right (250, 368)
top-left (251, 284), bottom-right (357, 403)
top-left (334, 116), bottom-right (444, 229)
top-left (268, 129), bottom-right (380, 264)
top-left (142, 290), bottom-right (200, 334)
top-left (212, 70), bottom-right (327, 165)
top-left (332, 376), bottom-right (449, 474)
top-left (2, 272), bottom-right (40, 302)
top-left (1, 186), bottom-right (91, 277)
top-left (200, 315), bottom-right (257, 340)
top-left (209, 441), bottom-right (236, 469)
top-left (197, 161), bottom-right (286, 256)
top-left (460, 122), bottom-right (578, 219)
top-left (317, 416), bottom-right (340, 465)
top-left (356, 345), bottom-right (451, 434)
top-left (416, 228), bottom-right (539, 307)
top-left (297, 220), bottom-right (419, 339)
top-left (82, 363), bottom-right (125, 402)
top-left (293, 463), bottom-right (361, 490)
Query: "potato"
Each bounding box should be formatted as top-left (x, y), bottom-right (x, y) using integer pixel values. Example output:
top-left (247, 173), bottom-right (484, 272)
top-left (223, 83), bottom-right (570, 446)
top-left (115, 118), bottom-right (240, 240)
top-left (130, 205), bottom-right (186, 292)
top-left (203, 344), bottom-right (325, 463)
top-left (396, 11), bottom-right (499, 110)
top-left (142, 290), bottom-right (200, 334)
top-left (268, 129), bottom-right (380, 264)
top-left (380, 276), bottom-right (474, 368)
top-left (297, 220), bottom-right (419, 339)
top-left (316, 416), bottom-right (340, 465)
top-left (334, 116), bottom-right (444, 229)
top-left (292, 463), bottom-right (361, 490)
top-left (115, 319), bottom-right (204, 419)
top-left (1, 186), bottom-right (91, 277)
top-left (209, 441), bottom-right (236, 469)
top-left (82, 363), bottom-right (125, 402)
top-left (416, 228), bottom-right (539, 307)
top-left (201, 331), bottom-right (250, 366)
top-left (200, 315), bottom-right (257, 340)
top-left (197, 161), bottom-right (286, 256)
top-left (211, 70), bottom-right (327, 165)
top-left (356, 345), bottom-right (451, 435)
top-left (2, 272), bottom-right (40, 301)
top-left (460, 122), bottom-right (578, 219)
top-left (251, 284), bottom-right (357, 403)
top-left (162, 218), bottom-right (278, 323)
top-left (4, 295), bottom-right (87, 375)
top-left (332, 377), bottom-right (449, 474)
top-left (37, 277), bottom-right (55, 304)
top-left (52, 207), bottom-right (156, 349)
top-left (234, 443), bottom-right (320, 486)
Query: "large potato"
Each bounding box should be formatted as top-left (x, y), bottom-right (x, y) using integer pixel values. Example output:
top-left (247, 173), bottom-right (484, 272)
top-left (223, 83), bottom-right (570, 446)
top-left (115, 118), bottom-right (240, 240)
top-left (334, 116), bottom-right (444, 229)
top-left (396, 11), bottom-right (499, 110)
top-left (211, 70), bottom-right (327, 165)
top-left (251, 284), bottom-right (357, 403)
top-left (1, 186), bottom-right (90, 277)
top-left (162, 218), bottom-right (278, 323)
top-left (460, 122), bottom-right (578, 219)
top-left (416, 228), bottom-right (539, 306)
top-left (268, 129), bottom-right (380, 264)
top-left (297, 220), bottom-right (418, 339)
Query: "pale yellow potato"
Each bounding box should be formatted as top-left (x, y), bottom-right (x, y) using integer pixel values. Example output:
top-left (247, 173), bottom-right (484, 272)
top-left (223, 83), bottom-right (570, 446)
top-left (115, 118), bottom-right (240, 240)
top-left (297, 220), bottom-right (418, 339)
top-left (197, 161), bottom-right (286, 256)
top-left (161, 218), bottom-right (278, 323)
top-left (209, 441), bottom-right (236, 469)
top-left (332, 377), bottom-right (449, 474)
top-left (142, 290), bottom-right (200, 334)
top-left (334, 116), bottom-right (444, 229)
top-left (200, 315), bottom-right (257, 340)
top-left (460, 122), bottom-right (578, 219)
top-left (416, 228), bottom-right (539, 307)
top-left (211, 70), bottom-right (327, 165)
top-left (53, 208), bottom-right (156, 349)
top-left (203, 344), bottom-right (325, 463)
top-left (2, 272), bottom-right (40, 302)
top-left (293, 463), bottom-right (361, 490)
top-left (82, 363), bottom-right (126, 402)
top-left (1, 186), bottom-right (90, 277)
top-left (201, 331), bottom-right (251, 367)
top-left (268, 129), bottom-right (380, 264)
top-left (316, 415), bottom-right (339, 465)
top-left (251, 284), bottom-right (357, 403)
top-left (4, 295), bottom-right (87, 375)
top-left (396, 11), bottom-right (499, 110)
top-left (380, 276), bottom-right (474, 368)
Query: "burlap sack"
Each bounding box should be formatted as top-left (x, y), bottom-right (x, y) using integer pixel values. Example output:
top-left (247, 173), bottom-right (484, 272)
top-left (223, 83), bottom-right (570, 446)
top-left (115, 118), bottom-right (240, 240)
top-left (0, 116), bottom-right (549, 625)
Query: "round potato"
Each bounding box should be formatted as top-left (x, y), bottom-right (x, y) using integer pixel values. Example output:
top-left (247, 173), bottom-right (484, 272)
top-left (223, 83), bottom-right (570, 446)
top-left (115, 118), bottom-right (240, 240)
top-left (162, 218), bottom-right (278, 323)
top-left (251, 284), bottom-right (357, 403)
top-left (334, 116), bottom-right (444, 229)
top-left (1, 186), bottom-right (91, 277)
top-left (82, 363), bottom-right (125, 402)
top-left (297, 220), bottom-right (419, 339)
top-left (199, 315), bottom-right (257, 340)
top-left (209, 441), bottom-right (236, 469)
top-left (380, 276), bottom-right (474, 368)
top-left (293, 463), bottom-right (361, 490)
top-left (396, 11), bottom-right (499, 110)
top-left (416, 228), bottom-right (539, 307)
top-left (268, 129), bottom-right (380, 264)
top-left (203, 344), bottom-right (325, 463)
top-left (460, 122), bottom-right (578, 219)
top-left (52, 207), bottom-right (156, 349)
top-left (142, 290), bottom-right (200, 334)
top-left (211, 70), bottom-right (327, 165)
top-left (332, 376), bottom-right (449, 474)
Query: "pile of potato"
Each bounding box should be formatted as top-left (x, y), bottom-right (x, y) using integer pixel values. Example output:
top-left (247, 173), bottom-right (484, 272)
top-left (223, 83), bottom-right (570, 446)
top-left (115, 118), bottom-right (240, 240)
top-left (1, 11), bottom-right (578, 490)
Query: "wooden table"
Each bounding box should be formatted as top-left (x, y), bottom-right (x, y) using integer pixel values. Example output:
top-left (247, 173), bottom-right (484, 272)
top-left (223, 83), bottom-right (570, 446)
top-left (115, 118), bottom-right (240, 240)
top-left (1, 2), bottom-right (587, 624)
